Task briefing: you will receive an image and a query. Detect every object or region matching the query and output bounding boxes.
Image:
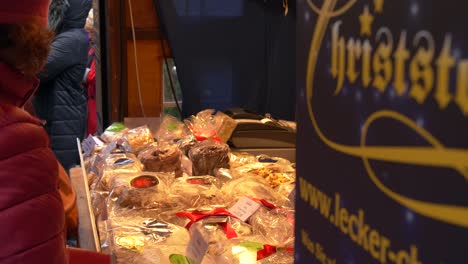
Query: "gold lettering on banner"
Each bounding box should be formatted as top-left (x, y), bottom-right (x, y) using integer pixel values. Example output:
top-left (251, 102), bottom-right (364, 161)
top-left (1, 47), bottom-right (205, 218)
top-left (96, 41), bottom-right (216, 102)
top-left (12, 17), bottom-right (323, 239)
top-left (306, 0), bottom-right (468, 229)
top-left (409, 31), bottom-right (435, 104)
top-left (393, 31), bottom-right (409, 95)
top-left (331, 22), bottom-right (346, 94)
top-left (328, 15), bottom-right (468, 115)
top-left (435, 36), bottom-right (455, 109)
top-left (362, 40), bottom-right (373, 88)
top-left (347, 38), bottom-right (362, 83)
top-left (372, 28), bottom-right (393, 92)
top-left (455, 60), bottom-right (468, 115)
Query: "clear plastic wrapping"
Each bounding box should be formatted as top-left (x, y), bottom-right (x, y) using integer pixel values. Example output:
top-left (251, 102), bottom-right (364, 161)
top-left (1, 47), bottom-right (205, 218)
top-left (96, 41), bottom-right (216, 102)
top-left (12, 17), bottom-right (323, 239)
top-left (154, 115), bottom-right (191, 144)
top-left (257, 250), bottom-right (294, 264)
top-left (229, 240), bottom-right (264, 264)
top-left (256, 154), bottom-right (292, 166)
top-left (185, 109), bottom-right (237, 143)
top-left (187, 218), bottom-right (251, 264)
top-left (233, 163), bottom-right (295, 188)
top-left (249, 207), bottom-right (295, 247)
top-left (228, 239), bottom-right (294, 264)
top-left (229, 152), bottom-right (257, 168)
top-left (97, 153), bottom-right (143, 191)
top-left (167, 176), bottom-right (225, 210)
top-left (108, 216), bottom-right (190, 264)
top-left (275, 182), bottom-right (296, 209)
top-left (101, 122), bottom-right (128, 143)
top-left (82, 115), bottom-right (298, 264)
top-left (121, 125), bottom-right (154, 153)
top-left (91, 189), bottom-right (109, 223)
top-left (185, 110), bottom-right (218, 140)
top-left (220, 176), bottom-right (283, 207)
top-left (108, 172), bottom-right (171, 209)
top-left (189, 140), bottom-right (230, 176)
top-left (211, 111), bottom-right (237, 143)
top-left (186, 109), bottom-right (237, 143)
top-left (180, 154), bottom-right (193, 176)
top-left (138, 144), bottom-right (183, 177)
top-left (177, 135), bottom-right (198, 156)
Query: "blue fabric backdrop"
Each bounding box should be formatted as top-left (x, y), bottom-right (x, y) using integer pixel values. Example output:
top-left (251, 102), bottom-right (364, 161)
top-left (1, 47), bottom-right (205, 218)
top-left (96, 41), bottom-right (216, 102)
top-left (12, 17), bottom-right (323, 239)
top-left (154, 0), bottom-right (296, 120)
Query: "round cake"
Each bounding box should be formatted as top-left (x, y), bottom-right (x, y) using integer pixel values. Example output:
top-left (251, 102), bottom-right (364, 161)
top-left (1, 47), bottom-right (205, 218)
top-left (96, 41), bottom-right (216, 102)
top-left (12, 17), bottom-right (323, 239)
top-left (189, 140), bottom-right (230, 176)
top-left (138, 145), bottom-right (183, 178)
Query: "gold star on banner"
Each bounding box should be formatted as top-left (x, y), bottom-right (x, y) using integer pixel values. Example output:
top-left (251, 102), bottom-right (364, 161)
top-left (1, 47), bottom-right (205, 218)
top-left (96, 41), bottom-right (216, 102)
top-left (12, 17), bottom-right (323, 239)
top-left (374, 0), bottom-right (384, 13)
top-left (359, 5), bottom-right (374, 37)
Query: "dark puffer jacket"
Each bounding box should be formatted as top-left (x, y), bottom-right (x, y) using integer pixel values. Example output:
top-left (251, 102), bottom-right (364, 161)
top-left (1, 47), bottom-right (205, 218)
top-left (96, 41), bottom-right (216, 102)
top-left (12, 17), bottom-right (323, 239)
top-left (33, 0), bottom-right (92, 170)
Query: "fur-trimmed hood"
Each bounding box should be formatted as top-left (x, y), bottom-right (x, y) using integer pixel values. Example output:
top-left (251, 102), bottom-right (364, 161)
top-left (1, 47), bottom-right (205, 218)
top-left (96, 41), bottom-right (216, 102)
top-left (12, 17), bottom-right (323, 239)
top-left (48, 0), bottom-right (92, 32)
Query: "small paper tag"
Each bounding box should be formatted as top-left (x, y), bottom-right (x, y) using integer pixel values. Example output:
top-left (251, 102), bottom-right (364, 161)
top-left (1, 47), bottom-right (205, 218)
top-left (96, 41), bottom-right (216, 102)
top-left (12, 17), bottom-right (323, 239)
top-left (82, 135), bottom-right (96, 156)
top-left (228, 197), bottom-right (261, 222)
top-left (186, 227), bottom-right (208, 264)
top-left (102, 141), bottom-right (118, 155)
top-left (92, 136), bottom-right (105, 147)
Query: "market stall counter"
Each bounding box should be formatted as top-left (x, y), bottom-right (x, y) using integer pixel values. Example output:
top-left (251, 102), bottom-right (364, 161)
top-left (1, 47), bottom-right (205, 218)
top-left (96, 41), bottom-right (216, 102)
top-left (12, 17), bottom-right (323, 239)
top-left (74, 110), bottom-right (297, 264)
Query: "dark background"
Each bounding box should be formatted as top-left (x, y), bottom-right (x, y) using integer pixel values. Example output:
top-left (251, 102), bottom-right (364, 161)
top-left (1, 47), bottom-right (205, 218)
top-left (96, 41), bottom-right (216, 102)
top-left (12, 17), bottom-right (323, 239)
top-left (154, 0), bottom-right (296, 119)
top-left (296, 0), bottom-right (468, 263)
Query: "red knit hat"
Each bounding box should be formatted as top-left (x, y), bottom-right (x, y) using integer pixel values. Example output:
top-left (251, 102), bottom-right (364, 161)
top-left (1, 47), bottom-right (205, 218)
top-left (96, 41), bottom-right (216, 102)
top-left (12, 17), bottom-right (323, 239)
top-left (0, 0), bottom-right (51, 26)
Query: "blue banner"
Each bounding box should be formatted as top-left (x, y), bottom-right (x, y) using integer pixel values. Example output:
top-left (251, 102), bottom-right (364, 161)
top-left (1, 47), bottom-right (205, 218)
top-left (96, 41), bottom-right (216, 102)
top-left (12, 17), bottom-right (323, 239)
top-left (296, 0), bottom-right (468, 263)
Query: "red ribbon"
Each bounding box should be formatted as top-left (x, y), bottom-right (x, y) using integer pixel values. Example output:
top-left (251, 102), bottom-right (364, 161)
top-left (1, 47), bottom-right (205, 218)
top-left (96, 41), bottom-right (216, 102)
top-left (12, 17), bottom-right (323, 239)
top-left (249, 197), bottom-right (295, 225)
top-left (176, 208), bottom-right (239, 239)
top-left (195, 134), bottom-right (222, 142)
top-left (256, 245), bottom-right (294, 260)
top-left (219, 222), bottom-right (238, 239)
top-left (249, 197), bottom-right (278, 210)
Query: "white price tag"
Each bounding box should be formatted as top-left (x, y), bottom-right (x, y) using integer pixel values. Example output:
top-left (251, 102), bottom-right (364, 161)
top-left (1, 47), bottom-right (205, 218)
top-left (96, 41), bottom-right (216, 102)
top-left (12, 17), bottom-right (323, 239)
top-left (92, 136), bottom-right (105, 147)
top-left (186, 227), bottom-right (208, 264)
top-left (82, 135), bottom-right (96, 156)
top-left (102, 141), bottom-right (117, 155)
top-left (228, 197), bottom-right (261, 222)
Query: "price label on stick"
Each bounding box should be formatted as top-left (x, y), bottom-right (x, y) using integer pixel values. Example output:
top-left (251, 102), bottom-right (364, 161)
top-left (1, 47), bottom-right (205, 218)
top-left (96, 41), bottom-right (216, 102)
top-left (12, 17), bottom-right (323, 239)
top-left (228, 197), bottom-right (262, 222)
top-left (186, 227), bottom-right (208, 264)
top-left (82, 135), bottom-right (96, 157)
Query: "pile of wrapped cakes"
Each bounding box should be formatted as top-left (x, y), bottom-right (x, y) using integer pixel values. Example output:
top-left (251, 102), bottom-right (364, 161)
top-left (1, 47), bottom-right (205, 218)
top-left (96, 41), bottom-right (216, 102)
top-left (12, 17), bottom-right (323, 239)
top-left (82, 110), bottom-right (296, 264)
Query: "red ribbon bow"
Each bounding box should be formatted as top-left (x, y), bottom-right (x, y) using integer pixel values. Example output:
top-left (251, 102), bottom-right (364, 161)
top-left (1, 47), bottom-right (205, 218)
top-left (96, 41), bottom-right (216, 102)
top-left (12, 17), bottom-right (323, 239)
top-left (195, 135), bottom-right (222, 142)
top-left (256, 245), bottom-right (294, 260)
top-left (176, 208), bottom-right (238, 239)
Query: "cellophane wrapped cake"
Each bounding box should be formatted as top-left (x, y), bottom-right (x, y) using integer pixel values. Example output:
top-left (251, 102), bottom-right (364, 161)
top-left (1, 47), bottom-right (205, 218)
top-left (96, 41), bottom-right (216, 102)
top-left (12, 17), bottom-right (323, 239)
top-left (82, 111), bottom-right (296, 264)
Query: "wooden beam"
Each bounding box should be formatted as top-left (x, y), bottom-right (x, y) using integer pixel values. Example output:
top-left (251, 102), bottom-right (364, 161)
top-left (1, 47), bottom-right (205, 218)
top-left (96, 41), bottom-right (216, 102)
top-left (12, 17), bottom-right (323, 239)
top-left (125, 27), bottom-right (164, 40)
top-left (70, 167), bottom-right (99, 251)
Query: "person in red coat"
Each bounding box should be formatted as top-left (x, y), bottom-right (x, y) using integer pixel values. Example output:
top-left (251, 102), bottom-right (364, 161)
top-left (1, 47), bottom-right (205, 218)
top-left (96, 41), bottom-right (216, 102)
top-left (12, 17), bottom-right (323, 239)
top-left (84, 9), bottom-right (98, 136)
top-left (0, 0), bottom-right (109, 263)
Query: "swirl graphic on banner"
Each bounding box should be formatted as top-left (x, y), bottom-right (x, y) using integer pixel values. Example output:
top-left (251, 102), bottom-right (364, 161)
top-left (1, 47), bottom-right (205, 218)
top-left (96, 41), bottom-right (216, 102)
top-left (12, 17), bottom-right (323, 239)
top-left (306, 0), bottom-right (468, 228)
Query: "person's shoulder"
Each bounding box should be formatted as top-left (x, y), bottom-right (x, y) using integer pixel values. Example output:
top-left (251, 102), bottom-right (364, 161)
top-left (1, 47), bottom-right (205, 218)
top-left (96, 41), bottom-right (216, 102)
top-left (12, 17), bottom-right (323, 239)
top-left (0, 104), bottom-right (38, 127)
top-left (0, 105), bottom-right (50, 160)
top-left (56, 29), bottom-right (89, 46)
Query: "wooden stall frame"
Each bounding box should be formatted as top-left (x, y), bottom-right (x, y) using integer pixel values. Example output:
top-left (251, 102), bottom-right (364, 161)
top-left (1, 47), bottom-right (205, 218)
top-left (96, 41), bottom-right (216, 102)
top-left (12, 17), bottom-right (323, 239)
top-left (72, 139), bottom-right (101, 252)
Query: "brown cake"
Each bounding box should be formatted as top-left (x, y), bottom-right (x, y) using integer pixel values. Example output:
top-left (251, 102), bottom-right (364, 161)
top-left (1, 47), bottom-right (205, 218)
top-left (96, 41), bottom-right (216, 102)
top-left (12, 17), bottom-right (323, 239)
top-left (188, 140), bottom-right (230, 176)
top-left (177, 136), bottom-right (198, 156)
top-left (138, 145), bottom-right (183, 178)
